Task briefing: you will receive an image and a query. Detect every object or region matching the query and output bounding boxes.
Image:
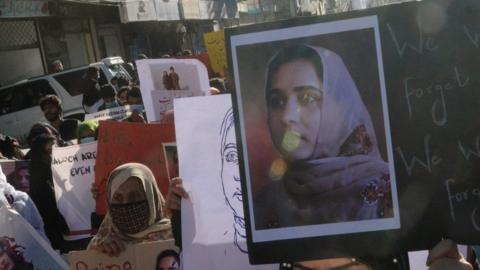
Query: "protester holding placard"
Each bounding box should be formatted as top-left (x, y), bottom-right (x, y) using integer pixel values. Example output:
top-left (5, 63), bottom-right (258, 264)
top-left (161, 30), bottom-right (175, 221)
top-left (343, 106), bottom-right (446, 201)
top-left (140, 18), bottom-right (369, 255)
top-left (124, 87), bottom-right (146, 123)
top-left (27, 127), bottom-right (69, 252)
top-left (97, 85), bottom-right (120, 112)
top-left (88, 163), bottom-right (172, 257)
top-left (117, 87), bottom-right (130, 106)
top-left (77, 120), bottom-right (98, 144)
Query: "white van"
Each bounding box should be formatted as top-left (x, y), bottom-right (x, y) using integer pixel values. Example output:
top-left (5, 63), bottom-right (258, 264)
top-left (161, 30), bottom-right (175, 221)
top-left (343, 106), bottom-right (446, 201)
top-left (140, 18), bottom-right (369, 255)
top-left (0, 57), bottom-right (131, 144)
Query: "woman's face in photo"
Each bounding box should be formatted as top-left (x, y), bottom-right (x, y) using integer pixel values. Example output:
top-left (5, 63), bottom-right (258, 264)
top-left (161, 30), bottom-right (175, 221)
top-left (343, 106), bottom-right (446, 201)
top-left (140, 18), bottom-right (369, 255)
top-left (15, 168), bottom-right (30, 193)
top-left (267, 59), bottom-right (323, 161)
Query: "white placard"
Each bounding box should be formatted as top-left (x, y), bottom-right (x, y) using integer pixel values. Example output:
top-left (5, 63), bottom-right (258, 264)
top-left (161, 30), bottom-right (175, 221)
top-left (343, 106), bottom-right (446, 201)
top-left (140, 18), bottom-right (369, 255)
top-left (51, 142), bottom-right (97, 240)
top-left (175, 94), bottom-right (276, 269)
top-left (84, 105), bottom-right (142, 122)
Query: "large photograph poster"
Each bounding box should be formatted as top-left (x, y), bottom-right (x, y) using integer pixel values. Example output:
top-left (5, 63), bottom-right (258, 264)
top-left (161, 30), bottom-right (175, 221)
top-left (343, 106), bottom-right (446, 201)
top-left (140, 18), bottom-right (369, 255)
top-left (228, 0), bottom-right (480, 263)
top-left (231, 16), bottom-right (399, 241)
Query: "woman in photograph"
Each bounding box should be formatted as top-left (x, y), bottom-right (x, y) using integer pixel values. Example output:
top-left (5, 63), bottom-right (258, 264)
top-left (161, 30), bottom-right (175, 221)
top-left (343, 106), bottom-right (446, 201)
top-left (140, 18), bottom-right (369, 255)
top-left (88, 163), bottom-right (172, 256)
top-left (254, 44), bottom-right (393, 229)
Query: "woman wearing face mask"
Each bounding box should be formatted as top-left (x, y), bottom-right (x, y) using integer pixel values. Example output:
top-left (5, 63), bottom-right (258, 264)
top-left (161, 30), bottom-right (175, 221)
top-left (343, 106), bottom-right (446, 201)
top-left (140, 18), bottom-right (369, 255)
top-left (88, 163), bottom-right (172, 256)
top-left (77, 120), bottom-right (98, 144)
top-left (255, 45), bottom-right (393, 229)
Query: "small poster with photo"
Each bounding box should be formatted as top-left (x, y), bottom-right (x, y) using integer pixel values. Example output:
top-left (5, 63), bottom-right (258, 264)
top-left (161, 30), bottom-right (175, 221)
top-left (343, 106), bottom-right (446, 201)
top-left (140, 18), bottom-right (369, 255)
top-left (0, 160), bottom-right (31, 195)
top-left (136, 59), bottom-right (209, 123)
top-left (162, 142), bottom-right (179, 181)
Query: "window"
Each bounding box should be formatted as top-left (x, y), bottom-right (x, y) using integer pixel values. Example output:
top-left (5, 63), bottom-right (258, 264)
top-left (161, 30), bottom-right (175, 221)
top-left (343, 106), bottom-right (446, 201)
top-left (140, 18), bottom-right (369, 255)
top-left (54, 66), bottom-right (108, 95)
top-left (0, 79), bottom-right (55, 115)
top-left (54, 68), bottom-right (88, 96)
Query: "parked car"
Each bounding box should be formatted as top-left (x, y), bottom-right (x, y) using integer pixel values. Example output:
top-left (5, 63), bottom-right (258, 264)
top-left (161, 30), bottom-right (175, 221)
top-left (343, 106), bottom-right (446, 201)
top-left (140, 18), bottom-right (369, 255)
top-left (0, 57), bottom-right (131, 145)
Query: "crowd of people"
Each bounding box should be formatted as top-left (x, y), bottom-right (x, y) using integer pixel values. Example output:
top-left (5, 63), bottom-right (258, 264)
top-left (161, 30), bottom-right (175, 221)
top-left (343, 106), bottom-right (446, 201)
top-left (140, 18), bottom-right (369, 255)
top-left (0, 53), bottom-right (478, 270)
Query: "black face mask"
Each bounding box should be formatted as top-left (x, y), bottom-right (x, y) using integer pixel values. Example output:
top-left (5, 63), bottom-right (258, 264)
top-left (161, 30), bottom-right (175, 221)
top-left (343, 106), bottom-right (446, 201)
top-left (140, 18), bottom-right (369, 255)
top-left (110, 200), bottom-right (150, 234)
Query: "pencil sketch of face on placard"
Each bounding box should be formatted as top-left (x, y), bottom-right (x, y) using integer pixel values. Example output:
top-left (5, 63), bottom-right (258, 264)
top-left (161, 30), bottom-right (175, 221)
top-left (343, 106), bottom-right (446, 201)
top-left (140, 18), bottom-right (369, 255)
top-left (220, 108), bottom-right (247, 253)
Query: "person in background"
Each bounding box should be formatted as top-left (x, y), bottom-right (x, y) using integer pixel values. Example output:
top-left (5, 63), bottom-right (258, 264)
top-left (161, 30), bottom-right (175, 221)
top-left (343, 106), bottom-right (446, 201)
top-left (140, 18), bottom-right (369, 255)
top-left (117, 75), bottom-right (132, 89)
top-left (27, 126), bottom-right (69, 252)
top-left (209, 77), bottom-right (226, 93)
top-left (117, 87), bottom-right (130, 106)
top-left (88, 163), bottom-right (172, 257)
top-left (0, 134), bottom-right (24, 160)
top-left (49, 60), bottom-right (64, 74)
top-left (39, 95), bottom-right (79, 143)
top-left (6, 161), bottom-right (30, 194)
top-left (124, 87), bottom-right (146, 123)
top-left (77, 120), bottom-right (98, 144)
top-left (156, 249), bottom-right (180, 270)
top-left (126, 86), bottom-right (143, 106)
top-left (182, 50), bottom-right (192, 56)
top-left (97, 85), bottom-right (120, 112)
top-left (0, 166), bottom-right (48, 242)
top-left (81, 66), bottom-right (102, 113)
